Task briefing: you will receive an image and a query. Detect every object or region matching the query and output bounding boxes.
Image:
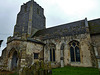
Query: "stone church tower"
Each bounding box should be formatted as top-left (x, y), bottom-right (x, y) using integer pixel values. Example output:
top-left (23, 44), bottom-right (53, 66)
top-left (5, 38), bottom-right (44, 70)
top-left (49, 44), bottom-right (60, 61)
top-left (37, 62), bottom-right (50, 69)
top-left (0, 0), bottom-right (46, 71)
top-left (14, 0), bottom-right (45, 36)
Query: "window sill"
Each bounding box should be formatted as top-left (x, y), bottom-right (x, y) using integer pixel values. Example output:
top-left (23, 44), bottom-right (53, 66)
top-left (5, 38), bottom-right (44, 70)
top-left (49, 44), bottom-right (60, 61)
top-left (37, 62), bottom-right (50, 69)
top-left (70, 62), bottom-right (81, 64)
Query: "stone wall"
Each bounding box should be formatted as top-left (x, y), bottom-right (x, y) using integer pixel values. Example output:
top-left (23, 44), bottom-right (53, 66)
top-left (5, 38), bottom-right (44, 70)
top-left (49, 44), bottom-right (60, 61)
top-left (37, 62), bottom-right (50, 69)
top-left (0, 57), bottom-right (2, 66)
top-left (26, 41), bottom-right (43, 65)
top-left (0, 48), bottom-right (7, 69)
top-left (91, 34), bottom-right (100, 56)
top-left (2, 38), bottom-right (43, 71)
top-left (43, 33), bottom-right (93, 68)
top-left (91, 34), bottom-right (100, 68)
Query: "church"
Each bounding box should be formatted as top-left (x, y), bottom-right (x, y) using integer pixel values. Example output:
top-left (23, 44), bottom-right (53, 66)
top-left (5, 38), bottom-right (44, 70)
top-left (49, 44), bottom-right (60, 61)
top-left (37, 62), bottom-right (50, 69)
top-left (0, 0), bottom-right (100, 71)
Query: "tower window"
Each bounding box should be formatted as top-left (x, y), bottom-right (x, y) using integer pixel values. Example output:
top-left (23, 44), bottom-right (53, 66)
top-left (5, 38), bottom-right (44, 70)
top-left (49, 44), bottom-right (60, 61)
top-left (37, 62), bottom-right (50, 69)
top-left (24, 5), bottom-right (27, 12)
top-left (37, 8), bottom-right (40, 14)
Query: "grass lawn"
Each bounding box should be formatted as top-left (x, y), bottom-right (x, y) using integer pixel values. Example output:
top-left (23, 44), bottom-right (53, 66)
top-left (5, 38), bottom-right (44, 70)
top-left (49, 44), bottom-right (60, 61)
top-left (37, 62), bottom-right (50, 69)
top-left (52, 66), bottom-right (100, 75)
top-left (0, 66), bottom-right (99, 75)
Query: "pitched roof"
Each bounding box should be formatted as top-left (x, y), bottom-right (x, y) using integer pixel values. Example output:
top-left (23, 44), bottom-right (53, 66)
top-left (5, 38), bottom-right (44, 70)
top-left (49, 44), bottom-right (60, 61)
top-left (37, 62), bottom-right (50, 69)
top-left (88, 18), bottom-right (100, 35)
top-left (27, 38), bottom-right (45, 45)
top-left (33, 20), bottom-right (87, 40)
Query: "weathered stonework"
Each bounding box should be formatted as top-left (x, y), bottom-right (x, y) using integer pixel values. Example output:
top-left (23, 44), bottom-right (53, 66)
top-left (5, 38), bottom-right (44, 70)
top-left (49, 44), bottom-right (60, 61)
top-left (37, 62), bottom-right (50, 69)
top-left (1, 37), bottom-right (44, 71)
top-left (14, 0), bottom-right (45, 36)
top-left (42, 33), bottom-right (92, 68)
top-left (0, 0), bottom-right (100, 72)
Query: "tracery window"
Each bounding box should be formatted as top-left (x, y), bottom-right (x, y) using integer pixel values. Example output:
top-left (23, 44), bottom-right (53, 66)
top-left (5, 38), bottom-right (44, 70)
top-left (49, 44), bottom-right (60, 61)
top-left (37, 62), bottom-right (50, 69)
top-left (69, 40), bottom-right (80, 62)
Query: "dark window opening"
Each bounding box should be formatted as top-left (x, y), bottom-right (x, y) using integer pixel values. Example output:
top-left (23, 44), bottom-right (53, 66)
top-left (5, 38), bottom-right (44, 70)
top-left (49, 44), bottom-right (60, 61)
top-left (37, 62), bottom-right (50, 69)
top-left (53, 49), bottom-right (55, 61)
top-left (70, 47), bottom-right (75, 62)
top-left (37, 8), bottom-right (40, 14)
top-left (34, 53), bottom-right (39, 59)
top-left (72, 42), bottom-right (76, 47)
top-left (75, 47), bottom-right (80, 62)
top-left (24, 5), bottom-right (27, 12)
top-left (50, 48), bottom-right (55, 62)
top-left (50, 49), bottom-right (52, 61)
top-left (69, 41), bottom-right (80, 62)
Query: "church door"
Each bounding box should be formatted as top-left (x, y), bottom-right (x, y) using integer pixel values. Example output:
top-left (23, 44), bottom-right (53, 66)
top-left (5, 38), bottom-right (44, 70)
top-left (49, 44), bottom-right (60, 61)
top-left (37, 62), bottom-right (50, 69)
top-left (11, 51), bottom-right (18, 70)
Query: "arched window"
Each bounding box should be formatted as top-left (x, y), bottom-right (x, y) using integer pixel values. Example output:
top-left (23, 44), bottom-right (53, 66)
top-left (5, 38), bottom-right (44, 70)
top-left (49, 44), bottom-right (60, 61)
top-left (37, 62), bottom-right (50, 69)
top-left (69, 40), bottom-right (80, 62)
top-left (50, 43), bottom-right (56, 62)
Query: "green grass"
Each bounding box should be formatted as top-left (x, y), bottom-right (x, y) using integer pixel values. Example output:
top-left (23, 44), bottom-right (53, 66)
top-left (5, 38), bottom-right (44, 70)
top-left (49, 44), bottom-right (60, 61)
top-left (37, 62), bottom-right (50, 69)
top-left (1, 66), bottom-right (99, 75)
top-left (9, 72), bottom-right (18, 75)
top-left (52, 66), bottom-right (100, 75)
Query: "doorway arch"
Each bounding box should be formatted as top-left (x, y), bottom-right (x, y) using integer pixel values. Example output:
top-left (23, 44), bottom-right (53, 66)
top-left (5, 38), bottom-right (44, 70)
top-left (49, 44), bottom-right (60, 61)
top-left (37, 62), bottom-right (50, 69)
top-left (11, 51), bottom-right (18, 70)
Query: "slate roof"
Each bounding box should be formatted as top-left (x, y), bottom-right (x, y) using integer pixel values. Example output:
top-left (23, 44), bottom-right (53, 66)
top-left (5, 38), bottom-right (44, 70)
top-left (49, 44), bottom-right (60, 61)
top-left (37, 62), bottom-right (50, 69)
top-left (88, 18), bottom-right (100, 35)
top-left (33, 20), bottom-right (87, 40)
top-left (27, 38), bottom-right (45, 45)
top-left (7, 37), bottom-right (45, 45)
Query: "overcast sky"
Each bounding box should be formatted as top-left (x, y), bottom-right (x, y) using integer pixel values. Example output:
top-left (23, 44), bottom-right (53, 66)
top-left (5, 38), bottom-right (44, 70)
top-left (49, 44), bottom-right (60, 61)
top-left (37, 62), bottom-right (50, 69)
top-left (0, 0), bottom-right (100, 56)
